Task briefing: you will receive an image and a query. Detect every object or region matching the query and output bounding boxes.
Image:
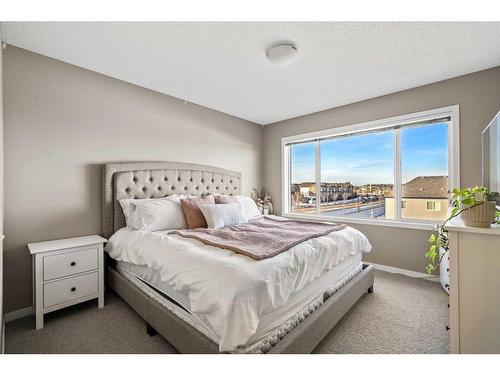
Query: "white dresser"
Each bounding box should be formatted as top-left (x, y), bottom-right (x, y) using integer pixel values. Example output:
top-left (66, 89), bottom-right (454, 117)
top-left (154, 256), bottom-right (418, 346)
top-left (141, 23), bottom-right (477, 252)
top-left (28, 235), bottom-right (107, 330)
top-left (446, 218), bottom-right (500, 353)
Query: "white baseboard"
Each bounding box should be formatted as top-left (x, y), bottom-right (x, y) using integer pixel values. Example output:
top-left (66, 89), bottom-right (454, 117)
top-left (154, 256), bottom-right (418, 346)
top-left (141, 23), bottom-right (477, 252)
top-left (5, 306), bottom-right (33, 322)
top-left (365, 262), bottom-right (440, 282)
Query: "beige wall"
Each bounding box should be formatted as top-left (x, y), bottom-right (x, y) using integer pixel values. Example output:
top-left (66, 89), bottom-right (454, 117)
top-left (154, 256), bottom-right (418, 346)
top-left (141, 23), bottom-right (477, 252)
top-left (2, 46), bottom-right (263, 313)
top-left (385, 198), bottom-right (449, 220)
top-left (263, 66), bottom-right (500, 273)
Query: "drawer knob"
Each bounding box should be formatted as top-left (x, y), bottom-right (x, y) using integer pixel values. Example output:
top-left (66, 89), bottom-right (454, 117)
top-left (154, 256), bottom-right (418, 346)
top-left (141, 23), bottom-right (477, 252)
top-left (70, 261), bottom-right (76, 267)
top-left (70, 287), bottom-right (76, 292)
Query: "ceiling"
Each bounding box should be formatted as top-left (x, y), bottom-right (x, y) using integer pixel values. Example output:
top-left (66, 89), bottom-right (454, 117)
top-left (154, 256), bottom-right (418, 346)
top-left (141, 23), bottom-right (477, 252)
top-left (2, 22), bottom-right (500, 125)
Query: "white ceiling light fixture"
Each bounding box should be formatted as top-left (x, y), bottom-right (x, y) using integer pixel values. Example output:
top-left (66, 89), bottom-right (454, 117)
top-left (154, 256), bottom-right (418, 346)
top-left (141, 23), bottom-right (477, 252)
top-left (266, 42), bottom-right (298, 64)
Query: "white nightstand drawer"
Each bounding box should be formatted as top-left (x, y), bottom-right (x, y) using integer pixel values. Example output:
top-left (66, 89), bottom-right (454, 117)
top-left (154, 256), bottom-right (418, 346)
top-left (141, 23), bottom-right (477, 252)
top-left (43, 272), bottom-right (99, 308)
top-left (43, 247), bottom-right (98, 281)
top-left (29, 235), bottom-right (107, 329)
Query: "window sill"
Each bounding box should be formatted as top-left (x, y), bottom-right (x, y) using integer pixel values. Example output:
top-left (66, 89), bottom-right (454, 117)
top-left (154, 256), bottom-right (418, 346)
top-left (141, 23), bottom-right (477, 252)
top-left (282, 212), bottom-right (436, 231)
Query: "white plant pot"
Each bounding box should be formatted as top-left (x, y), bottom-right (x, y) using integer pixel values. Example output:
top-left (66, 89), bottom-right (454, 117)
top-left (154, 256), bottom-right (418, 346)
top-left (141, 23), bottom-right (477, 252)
top-left (460, 201), bottom-right (496, 228)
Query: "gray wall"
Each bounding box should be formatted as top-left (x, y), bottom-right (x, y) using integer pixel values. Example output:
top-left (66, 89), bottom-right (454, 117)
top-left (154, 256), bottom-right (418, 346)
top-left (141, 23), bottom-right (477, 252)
top-left (3, 46), bottom-right (263, 313)
top-left (263, 66), bottom-right (500, 273)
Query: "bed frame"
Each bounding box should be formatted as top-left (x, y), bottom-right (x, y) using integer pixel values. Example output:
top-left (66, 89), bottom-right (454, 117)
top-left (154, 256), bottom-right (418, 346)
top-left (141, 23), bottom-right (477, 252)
top-left (103, 161), bottom-right (374, 354)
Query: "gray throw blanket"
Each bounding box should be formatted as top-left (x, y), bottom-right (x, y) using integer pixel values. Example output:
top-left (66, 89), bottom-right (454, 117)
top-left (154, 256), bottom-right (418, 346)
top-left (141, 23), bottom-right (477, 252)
top-left (169, 216), bottom-right (347, 260)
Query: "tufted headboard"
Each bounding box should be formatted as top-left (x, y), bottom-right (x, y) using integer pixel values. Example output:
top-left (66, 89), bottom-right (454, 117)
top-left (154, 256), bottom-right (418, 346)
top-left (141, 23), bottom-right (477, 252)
top-left (102, 161), bottom-right (241, 238)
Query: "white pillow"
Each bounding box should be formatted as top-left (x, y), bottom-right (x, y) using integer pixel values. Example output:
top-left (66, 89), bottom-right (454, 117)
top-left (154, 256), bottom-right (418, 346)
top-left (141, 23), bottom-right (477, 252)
top-left (132, 195), bottom-right (188, 231)
top-left (119, 195), bottom-right (188, 231)
top-left (199, 203), bottom-right (248, 229)
top-left (234, 196), bottom-right (261, 219)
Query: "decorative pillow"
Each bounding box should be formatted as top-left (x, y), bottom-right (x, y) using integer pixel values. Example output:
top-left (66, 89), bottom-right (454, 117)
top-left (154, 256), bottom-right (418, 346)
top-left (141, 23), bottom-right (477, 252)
top-left (180, 195), bottom-right (216, 229)
top-left (234, 196), bottom-right (262, 219)
top-left (214, 194), bottom-right (238, 204)
top-left (199, 203), bottom-right (248, 229)
top-left (130, 195), bottom-right (188, 231)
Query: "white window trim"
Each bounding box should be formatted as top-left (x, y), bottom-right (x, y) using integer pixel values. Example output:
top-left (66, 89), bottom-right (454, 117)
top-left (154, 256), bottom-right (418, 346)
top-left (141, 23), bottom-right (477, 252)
top-left (281, 105), bottom-right (460, 231)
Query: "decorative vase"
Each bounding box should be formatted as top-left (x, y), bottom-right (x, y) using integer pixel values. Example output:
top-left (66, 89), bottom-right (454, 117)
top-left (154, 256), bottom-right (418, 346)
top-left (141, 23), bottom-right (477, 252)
top-left (460, 201), bottom-right (497, 228)
top-left (263, 207), bottom-right (269, 215)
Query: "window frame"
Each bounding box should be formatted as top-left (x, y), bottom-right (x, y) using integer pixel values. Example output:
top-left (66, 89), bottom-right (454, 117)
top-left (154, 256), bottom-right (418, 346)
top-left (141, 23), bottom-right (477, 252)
top-left (281, 105), bottom-right (460, 230)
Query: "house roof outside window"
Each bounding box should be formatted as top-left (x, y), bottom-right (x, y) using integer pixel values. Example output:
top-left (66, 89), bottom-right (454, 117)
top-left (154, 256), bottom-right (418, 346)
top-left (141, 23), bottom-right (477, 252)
top-left (386, 176), bottom-right (448, 199)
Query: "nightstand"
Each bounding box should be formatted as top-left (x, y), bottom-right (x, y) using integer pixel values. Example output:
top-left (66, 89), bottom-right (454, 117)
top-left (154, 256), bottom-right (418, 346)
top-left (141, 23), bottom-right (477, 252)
top-left (28, 235), bottom-right (107, 329)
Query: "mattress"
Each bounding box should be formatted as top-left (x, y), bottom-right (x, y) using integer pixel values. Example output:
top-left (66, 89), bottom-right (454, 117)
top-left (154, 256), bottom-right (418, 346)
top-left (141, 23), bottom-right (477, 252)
top-left (116, 251), bottom-right (362, 348)
top-left (106, 225), bottom-right (371, 350)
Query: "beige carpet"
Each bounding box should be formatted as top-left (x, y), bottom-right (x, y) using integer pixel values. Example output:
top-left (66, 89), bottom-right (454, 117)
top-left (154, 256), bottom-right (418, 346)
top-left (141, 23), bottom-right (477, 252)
top-left (5, 270), bottom-right (449, 354)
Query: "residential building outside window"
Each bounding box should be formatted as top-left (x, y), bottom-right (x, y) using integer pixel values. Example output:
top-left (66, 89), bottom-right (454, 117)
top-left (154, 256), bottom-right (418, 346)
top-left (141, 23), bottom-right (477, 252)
top-left (290, 142), bottom-right (316, 213)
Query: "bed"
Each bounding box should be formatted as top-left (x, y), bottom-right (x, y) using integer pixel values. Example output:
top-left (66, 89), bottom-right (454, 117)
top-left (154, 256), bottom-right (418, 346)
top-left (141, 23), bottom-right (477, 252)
top-left (102, 161), bottom-right (374, 353)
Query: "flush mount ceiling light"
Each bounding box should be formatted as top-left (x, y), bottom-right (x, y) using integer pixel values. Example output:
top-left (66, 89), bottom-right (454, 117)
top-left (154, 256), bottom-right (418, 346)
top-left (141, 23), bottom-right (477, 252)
top-left (266, 42), bottom-right (298, 64)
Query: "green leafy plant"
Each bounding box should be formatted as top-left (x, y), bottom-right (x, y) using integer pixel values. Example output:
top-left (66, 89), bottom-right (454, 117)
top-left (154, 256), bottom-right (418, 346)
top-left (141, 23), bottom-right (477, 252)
top-left (425, 186), bottom-right (499, 274)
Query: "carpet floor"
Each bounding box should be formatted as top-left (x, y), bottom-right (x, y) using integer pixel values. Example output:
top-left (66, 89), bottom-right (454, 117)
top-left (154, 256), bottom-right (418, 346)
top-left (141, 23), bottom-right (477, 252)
top-left (5, 270), bottom-right (449, 354)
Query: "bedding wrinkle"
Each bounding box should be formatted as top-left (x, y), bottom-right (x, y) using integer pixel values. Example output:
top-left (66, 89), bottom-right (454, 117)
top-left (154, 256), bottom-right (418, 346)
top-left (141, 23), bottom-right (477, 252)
top-left (170, 216), bottom-right (348, 261)
top-left (105, 218), bottom-right (371, 351)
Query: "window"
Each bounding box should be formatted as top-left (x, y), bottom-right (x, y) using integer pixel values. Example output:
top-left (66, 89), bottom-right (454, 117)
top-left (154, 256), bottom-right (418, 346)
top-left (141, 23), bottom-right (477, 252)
top-left (319, 131), bottom-right (394, 219)
top-left (426, 201), bottom-right (441, 211)
top-left (400, 122), bottom-right (449, 220)
top-left (290, 142), bottom-right (316, 213)
top-left (282, 106), bottom-right (459, 226)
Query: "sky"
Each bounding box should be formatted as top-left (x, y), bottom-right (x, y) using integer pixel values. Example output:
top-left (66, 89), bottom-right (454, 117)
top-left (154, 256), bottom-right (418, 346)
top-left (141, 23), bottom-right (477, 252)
top-left (291, 122), bottom-right (448, 186)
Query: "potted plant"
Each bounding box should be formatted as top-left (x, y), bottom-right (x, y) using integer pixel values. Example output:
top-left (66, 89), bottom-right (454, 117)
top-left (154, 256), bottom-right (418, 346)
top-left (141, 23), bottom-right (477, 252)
top-left (425, 186), bottom-right (500, 274)
top-left (252, 188), bottom-right (273, 215)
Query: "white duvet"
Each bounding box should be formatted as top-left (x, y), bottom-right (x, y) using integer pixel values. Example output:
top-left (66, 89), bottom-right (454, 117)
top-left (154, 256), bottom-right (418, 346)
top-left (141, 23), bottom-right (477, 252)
top-left (105, 220), bottom-right (372, 351)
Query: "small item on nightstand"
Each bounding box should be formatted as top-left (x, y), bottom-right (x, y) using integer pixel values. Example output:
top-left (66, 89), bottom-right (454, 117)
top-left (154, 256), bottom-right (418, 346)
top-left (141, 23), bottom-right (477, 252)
top-left (28, 235), bottom-right (107, 330)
